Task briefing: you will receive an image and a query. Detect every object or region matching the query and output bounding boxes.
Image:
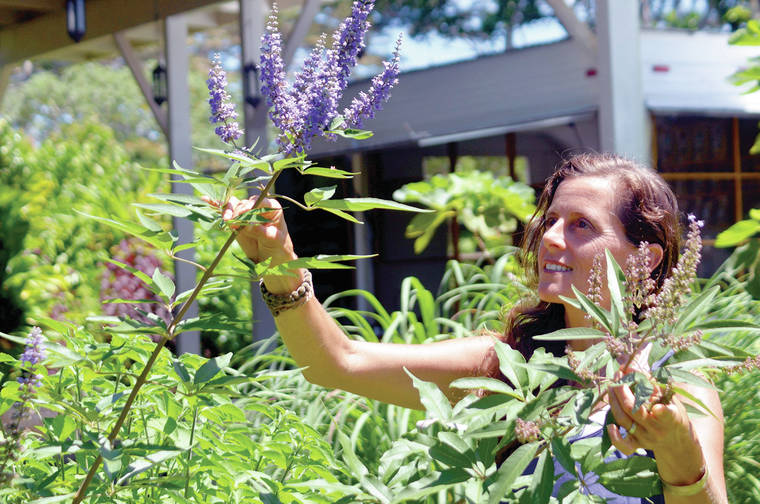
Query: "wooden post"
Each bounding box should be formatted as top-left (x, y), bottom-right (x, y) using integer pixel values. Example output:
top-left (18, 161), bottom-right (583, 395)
top-left (165, 13), bottom-right (200, 355)
top-left (732, 117), bottom-right (743, 221)
top-left (596, 0), bottom-right (650, 163)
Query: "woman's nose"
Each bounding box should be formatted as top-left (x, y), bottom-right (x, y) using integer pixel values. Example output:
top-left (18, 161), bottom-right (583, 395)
top-left (542, 220), bottom-right (566, 250)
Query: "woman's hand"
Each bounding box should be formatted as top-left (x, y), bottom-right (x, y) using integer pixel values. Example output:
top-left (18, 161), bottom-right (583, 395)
top-left (607, 377), bottom-right (727, 503)
top-left (202, 195), bottom-right (302, 293)
top-left (607, 381), bottom-right (700, 459)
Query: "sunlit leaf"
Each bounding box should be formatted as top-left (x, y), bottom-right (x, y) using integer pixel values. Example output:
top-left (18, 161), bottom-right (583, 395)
top-left (597, 456), bottom-right (662, 497)
top-left (487, 442), bottom-right (538, 504)
top-left (316, 197), bottom-right (433, 213)
top-left (152, 268), bottom-right (175, 300)
top-left (194, 353), bottom-right (233, 385)
top-left (405, 368), bottom-right (452, 422)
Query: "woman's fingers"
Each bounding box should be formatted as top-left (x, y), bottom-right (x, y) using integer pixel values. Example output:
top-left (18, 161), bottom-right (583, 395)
top-left (607, 424), bottom-right (638, 456)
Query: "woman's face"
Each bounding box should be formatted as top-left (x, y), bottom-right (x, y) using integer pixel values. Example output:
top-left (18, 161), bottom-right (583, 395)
top-left (537, 176), bottom-right (637, 312)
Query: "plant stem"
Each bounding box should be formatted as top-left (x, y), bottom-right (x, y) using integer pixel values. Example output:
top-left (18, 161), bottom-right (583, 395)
top-left (184, 405), bottom-right (199, 498)
top-left (72, 171), bottom-right (282, 503)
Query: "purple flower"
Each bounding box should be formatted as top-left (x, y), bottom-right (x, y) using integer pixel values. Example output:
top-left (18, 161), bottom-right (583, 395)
top-left (207, 54), bottom-right (242, 144)
top-left (330, 0), bottom-right (375, 92)
top-left (258, 1), bottom-right (399, 154)
top-left (260, 6), bottom-right (298, 148)
top-left (19, 327), bottom-right (45, 367)
top-left (342, 35), bottom-right (402, 129)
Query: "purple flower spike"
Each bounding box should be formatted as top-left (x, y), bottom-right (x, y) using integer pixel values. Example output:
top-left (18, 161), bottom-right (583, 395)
top-left (19, 327), bottom-right (45, 367)
top-left (260, 5), bottom-right (298, 149)
top-left (343, 35), bottom-right (402, 129)
top-left (207, 54), bottom-right (242, 144)
top-left (258, 0), bottom-right (397, 154)
top-left (330, 0), bottom-right (375, 92)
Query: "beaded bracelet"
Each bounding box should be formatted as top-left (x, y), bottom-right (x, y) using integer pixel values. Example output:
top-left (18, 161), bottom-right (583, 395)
top-left (662, 465), bottom-right (708, 497)
top-left (260, 271), bottom-right (313, 317)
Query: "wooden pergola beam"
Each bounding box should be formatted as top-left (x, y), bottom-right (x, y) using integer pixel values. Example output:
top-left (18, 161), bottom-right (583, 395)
top-left (113, 31), bottom-right (168, 138)
top-left (282, 0), bottom-right (321, 66)
top-left (0, 0), bottom-right (221, 65)
top-left (0, 0), bottom-right (59, 11)
top-left (544, 0), bottom-right (596, 55)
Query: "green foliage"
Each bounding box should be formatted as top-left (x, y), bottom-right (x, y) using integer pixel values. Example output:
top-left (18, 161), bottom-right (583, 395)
top-left (372, 0), bottom-right (549, 46)
top-left (719, 370), bottom-right (760, 504)
top-left (393, 170), bottom-right (535, 255)
top-left (330, 246), bottom-right (759, 502)
top-left (715, 210), bottom-right (760, 297)
top-left (1, 63), bottom-right (161, 147)
top-left (0, 323), bottom-right (356, 503)
top-left (0, 118), bottom-right (168, 327)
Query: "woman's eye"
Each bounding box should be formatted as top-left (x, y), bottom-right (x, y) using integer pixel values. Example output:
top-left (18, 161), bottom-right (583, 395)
top-left (576, 219), bottom-right (592, 230)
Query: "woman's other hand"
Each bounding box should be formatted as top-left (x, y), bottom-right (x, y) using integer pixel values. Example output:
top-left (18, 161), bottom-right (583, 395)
top-left (202, 195), bottom-right (301, 292)
top-left (607, 379), bottom-right (727, 503)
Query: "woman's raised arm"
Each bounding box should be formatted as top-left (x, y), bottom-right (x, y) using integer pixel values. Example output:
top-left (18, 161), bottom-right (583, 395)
top-left (217, 196), bottom-right (494, 409)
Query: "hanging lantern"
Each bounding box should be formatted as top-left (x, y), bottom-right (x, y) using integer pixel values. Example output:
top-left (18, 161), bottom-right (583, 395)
top-left (66, 0), bottom-right (86, 43)
top-left (152, 63), bottom-right (167, 106)
top-left (244, 63), bottom-right (262, 108)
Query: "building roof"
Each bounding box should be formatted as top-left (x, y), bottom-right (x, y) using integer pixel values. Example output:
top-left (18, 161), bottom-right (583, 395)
top-left (310, 28), bottom-right (760, 156)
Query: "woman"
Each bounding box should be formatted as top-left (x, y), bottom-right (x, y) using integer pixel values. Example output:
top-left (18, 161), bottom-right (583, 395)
top-left (217, 153), bottom-right (727, 503)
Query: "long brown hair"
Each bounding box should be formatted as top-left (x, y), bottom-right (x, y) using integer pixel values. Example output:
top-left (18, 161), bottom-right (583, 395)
top-left (481, 153), bottom-right (682, 375)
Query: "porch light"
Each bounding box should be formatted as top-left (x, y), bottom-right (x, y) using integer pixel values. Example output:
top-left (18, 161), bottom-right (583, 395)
top-left (152, 63), bottom-right (167, 106)
top-left (66, 0), bottom-right (86, 43)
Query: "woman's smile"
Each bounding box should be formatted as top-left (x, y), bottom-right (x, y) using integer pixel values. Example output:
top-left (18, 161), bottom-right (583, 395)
top-left (537, 176), bottom-right (638, 325)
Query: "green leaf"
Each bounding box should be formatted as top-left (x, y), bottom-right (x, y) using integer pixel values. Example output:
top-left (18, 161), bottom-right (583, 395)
top-left (521, 450), bottom-right (554, 504)
top-left (605, 249), bottom-right (626, 323)
top-left (96, 392), bottom-right (126, 412)
top-left (46, 414), bottom-right (77, 441)
top-left (449, 377), bottom-right (523, 400)
top-left (597, 456), bottom-right (662, 497)
top-left (715, 219), bottom-right (760, 247)
top-left (551, 436), bottom-right (577, 477)
top-left (337, 430), bottom-right (368, 478)
top-left (148, 192), bottom-right (210, 206)
top-left (193, 146), bottom-right (270, 171)
top-left (664, 368), bottom-right (714, 389)
top-left (152, 268), bottom-right (175, 300)
top-left (672, 286), bottom-right (719, 334)
top-left (135, 209), bottom-right (163, 232)
top-left (194, 353), bottom-right (232, 385)
top-left (302, 166), bottom-right (357, 179)
top-left (100, 437), bottom-right (123, 479)
top-left (429, 440), bottom-right (472, 468)
top-left (260, 255), bottom-right (376, 276)
top-left (316, 197), bottom-right (434, 213)
top-left (632, 373), bottom-right (654, 413)
top-left (601, 408), bottom-right (614, 456)
top-left (533, 327), bottom-right (607, 341)
top-left (329, 127), bottom-right (374, 140)
top-left (133, 202), bottom-right (193, 218)
top-left (492, 339), bottom-right (527, 399)
top-left (173, 359), bottom-right (191, 383)
top-left (28, 494), bottom-right (77, 504)
top-left (404, 368), bottom-right (452, 422)
top-left (116, 449), bottom-right (185, 485)
top-left (487, 442), bottom-right (538, 504)
top-left (569, 286), bottom-right (614, 334)
top-left (304, 186), bottom-right (337, 207)
top-left (671, 385), bottom-right (719, 420)
top-left (75, 211), bottom-right (175, 250)
top-left (318, 206), bottom-right (363, 223)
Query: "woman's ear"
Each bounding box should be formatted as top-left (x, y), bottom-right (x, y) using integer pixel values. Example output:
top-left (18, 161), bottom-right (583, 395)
top-left (646, 243), bottom-right (664, 273)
